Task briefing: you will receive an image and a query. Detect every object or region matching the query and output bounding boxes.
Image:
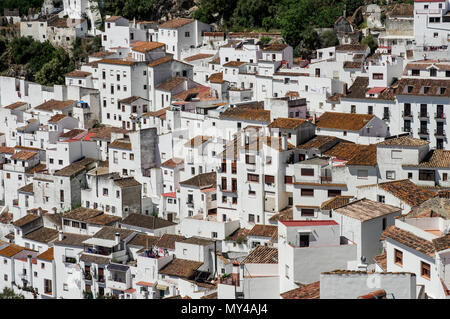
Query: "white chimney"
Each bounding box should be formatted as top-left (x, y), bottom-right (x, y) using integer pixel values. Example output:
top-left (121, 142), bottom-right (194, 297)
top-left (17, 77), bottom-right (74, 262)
top-left (240, 131), bottom-right (246, 147)
top-left (115, 232), bottom-right (120, 245)
top-left (37, 207), bottom-right (42, 216)
top-left (27, 255), bottom-right (33, 286)
top-left (58, 231), bottom-right (64, 241)
top-left (281, 133), bottom-right (288, 151)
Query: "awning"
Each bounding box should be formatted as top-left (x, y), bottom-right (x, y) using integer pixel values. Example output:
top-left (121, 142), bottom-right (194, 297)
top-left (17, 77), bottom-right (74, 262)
top-left (156, 284), bottom-right (168, 291)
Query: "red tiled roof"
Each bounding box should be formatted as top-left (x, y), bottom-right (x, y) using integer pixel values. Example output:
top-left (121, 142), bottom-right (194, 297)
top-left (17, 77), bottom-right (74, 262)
top-left (280, 220), bottom-right (338, 227)
top-left (281, 281), bottom-right (320, 299)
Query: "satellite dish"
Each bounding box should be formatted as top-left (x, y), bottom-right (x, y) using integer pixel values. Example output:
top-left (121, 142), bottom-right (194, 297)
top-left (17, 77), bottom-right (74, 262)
top-left (361, 256), bottom-right (367, 263)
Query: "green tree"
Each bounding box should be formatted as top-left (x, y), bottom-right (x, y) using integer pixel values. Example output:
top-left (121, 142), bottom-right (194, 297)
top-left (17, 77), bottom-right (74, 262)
top-left (231, 0), bottom-right (279, 29)
top-left (319, 30), bottom-right (339, 48)
top-left (361, 34), bottom-right (378, 54)
top-left (35, 48), bottom-right (74, 86)
top-left (0, 287), bottom-right (24, 299)
top-left (192, 0), bottom-right (238, 25)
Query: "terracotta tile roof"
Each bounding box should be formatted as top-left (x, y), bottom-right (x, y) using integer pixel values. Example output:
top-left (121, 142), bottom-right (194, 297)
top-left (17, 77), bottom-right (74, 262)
top-left (173, 86), bottom-right (212, 101)
top-left (263, 43), bottom-right (288, 51)
top-left (54, 158), bottom-right (95, 177)
top-left (48, 113), bottom-right (67, 123)
top-left (204, 32), bottom-right (225, 37)
top-left (4, 101), bottom-right (27, 110)
top-left (143, 106), bottom-right (169, 119)
top-left (121, 213), bottom-right (175, 230)
top-left (89, 127), bottom-right (128, 142)
top-left (114, 177), bottom-right (141, 188)
top-left (156, 77), bottom-right (187, 91)
top-left (54, 233), bottom-right (91, 246)
top-left (118, 96), bottom-right (142, 104)
top-left (89, 51), bottom-right (115, 58)
top-left (180, 172), bottom-right (216, 188)
top-left (208, 72), bottom-right (225, 84)
top-left (280, 281), bottom-right (320, 299)
top-left (334, 198), bottom-right (400, 221)
top-left (161, 157), bottom-right (184, 168)
top-left (388, 3), bottom-right (413, 17)
top-left (373, 252), bottom-right (387, 271)
top-left (378, 179), bottom-right (436, 207)
top-left (395, 78), bottom-right (450, 97)
top-left (13, 214), bottom-right (40, 227)
top-left (18, 183), bottom-right (33, 194)
top-left (381, 226), bottom-right (436, 257)
top-left (127, 234), bottom-right (159, 247)
top-left (65, 70), bottom-right (91, 78)
top-left (63, 207), bottom-right (103, 222)
top-left (358, 289), bottom-right (387, 299)
top-left (209, 57), bottom-right (220, 65)
top-left (345, 144), bottom-right (378, 166)
top-left (159, 258), bottom-right (203, 278)
top-left (184, 135), bottom-right (211, 147)
top-left (105, 16), bottom-right (123, 22)
top-left (344, 76), bottom-right (395, 100)
top-left (268, 206), bottom-right (293, 222)
top-left (226, 228), bottom-right (250, 242)
top-left (156, 234), bottom-right (185, 250)
top-left (403, 150), bottom-right (450, 168)
top-left (92, 226), bottom-right (134, 241)
top-left (432, 234), bottom-right (450, 253)
top-left (23, 227), bottom-right (59, 243)
top-left (323, 142), bottom-right (363, 160)
top-left (182, 237), bottom-right (215, 246)
top-left (336, 44), bottom-right (368, 52)
top-left (248, 225), bottom-right (278, 238)
top-left (344, 61), bottom-right (363, 68)
top-left (316, 112), bottom-right (374, 131)
top-left (109, 138), bottom-right (132, 150)
top-left (37, 247), bottom-right (54, 261)
top-left (223, 61), bottom-right (246, 67)
top-left (268, 118), bottom-right (309, 130)
top-left (11, 150), bottom-right (37, 161)
top-left (159, 18), bottom-right (194, 29)
top-left (0, 146), bottom-right (15, 154)
top-left (131, 41), bottom-right (165, 53)
top-left (49, 18), bottom-right (85, 28)
top-left (79, 253), bottom-right (110, 265)
top-left (200, 292), bottom-right (217, 299)
top-left (220, 106), bottom-right (270, 123)
top-left (60, 128), bottom-right (86, 139)
top-left (184, 54), bottom-right (215, 62)
top-left (0, 244), bottom-right (29, 257)
top-left (378, 135), bottom-right (430, 147)
top-left (148, 56), bottom-right (173, 67)
top-left (86, 214), bottom-right (121, 226)
top-left (97, 59), bottom-right (135, 66)
top-left (34, 99), bottom-right (76, 111)
top-left (321, 196), bottom-right (354, 210)
top-left (242, 246), bottom-right (278, 264)
top-left (0, 211), bottom-right (13, 224)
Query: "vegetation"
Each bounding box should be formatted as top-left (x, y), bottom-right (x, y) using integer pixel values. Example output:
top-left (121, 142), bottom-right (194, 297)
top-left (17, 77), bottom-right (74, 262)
top-left (0, 0), bottom-right (44, 16)
top-left (361, 34), bottom-right (378, 54)
top-left (0, 287), bottom-right (25, 299)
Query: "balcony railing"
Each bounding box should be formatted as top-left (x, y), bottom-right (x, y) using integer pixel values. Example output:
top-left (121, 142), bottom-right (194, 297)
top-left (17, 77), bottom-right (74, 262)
top-left (320, 176), bottom-right (332, 183)
top-left (62, 255), bottom-right (77, 264)
top-left (435, 128), bottom-right (445, 136)
top-left (402, 111), bottom-right (412, 117)
top-left (418, 128), bottom-right (429, 135)
top-left (418, 112), bottom-right (429, 119)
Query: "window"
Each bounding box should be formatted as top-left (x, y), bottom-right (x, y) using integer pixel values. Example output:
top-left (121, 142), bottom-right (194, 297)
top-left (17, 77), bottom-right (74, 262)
top-left (421, 262), bottom-right (430, 279)
top-left (443, 173), bottom-right (448, 182)
top-left (411, 69), bottom-right (420, 76)
top-left (382, 217), bottom-right (387, 231)
top-left (264, 175), bottom-right (275, 185)
top-left (434, 33), bottom-right (438, 38)
top-left (408, 172), bottom-right (413, 179)
top-left (285, 265), bottom-right (289, 279)
top-left (41, 263), bottom-right (45, 269)
top-left (248, 190), bottom-right (256, 196)
top-left (301, 168), bottom-right (314, 176)
top-left (284, 176), bottom-right (293, 184)
top-left (301, 209), bottom-right (314, 217)
top-left (103, 188), bottom-right (108, 196)
top-left (245, 155), bottom-right (256, 164)
top-left (372, 73), bottom-right (383, 80)
top-left (394, 249), bottom-right (403, 266)
top-left (301, 189), bottom-right (314, 197)
top-left (419, 170), bottom-right (435, 181)
top-left (328, 189), bottom-right (341, 197)
top-left (211, 232), bottom-right (217, 238)
top-left (185, 31), bottom-right (190, 37)
top-left (248, 214), bottom-right (255, 223)
top-left (378, 195), bottom-right (385, 203)
top-left (247, 174), bottom-right (259, 183)
top-left (299, 234), bottom-right (310, 247)
top-left (386, 171), bottom-right (396, 180)
top-left (357, 170), bottom-right (368, 179)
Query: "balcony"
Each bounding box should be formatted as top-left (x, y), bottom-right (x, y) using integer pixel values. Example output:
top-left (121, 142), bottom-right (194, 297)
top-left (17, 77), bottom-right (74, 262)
top-left (402, 127), bottom-right (411, 133)
top-left (382, 113), bottom-right (390, 121)
top-left (418, 112), bottom-right (429, 119)
top-left (62, 255), bottom-right (77, 264)
top-left (435, 112), bottom-right (446, 120)
top-left (418, 128), bottom-right (429, 136)
top-left (320, 175), bottom-right (332, 183)
top-left (435, 128), bottom-right (445, 137)
top-left (402, 111), bottom-right (413, 118)
top-left (186, 200), bottom-right (194, 207)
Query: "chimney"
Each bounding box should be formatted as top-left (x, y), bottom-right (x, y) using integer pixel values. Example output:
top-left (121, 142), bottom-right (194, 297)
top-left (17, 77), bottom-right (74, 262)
top-left (27, 254), bottom-right (33, 286)
top-left (357, 256), bottom-right (368, 271)
top-left (58, 231), bottom-right (64, 241)
top-left (37, 207), bottom-right (42, 216)
top-left (231, 261), bottom-right (240, 286)
top-left (115, 232), bottom-right (121, 245)
top-left (281, 133), bottom-right (288, 151)
top-left (240, 130), bottom-right (246, 147)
